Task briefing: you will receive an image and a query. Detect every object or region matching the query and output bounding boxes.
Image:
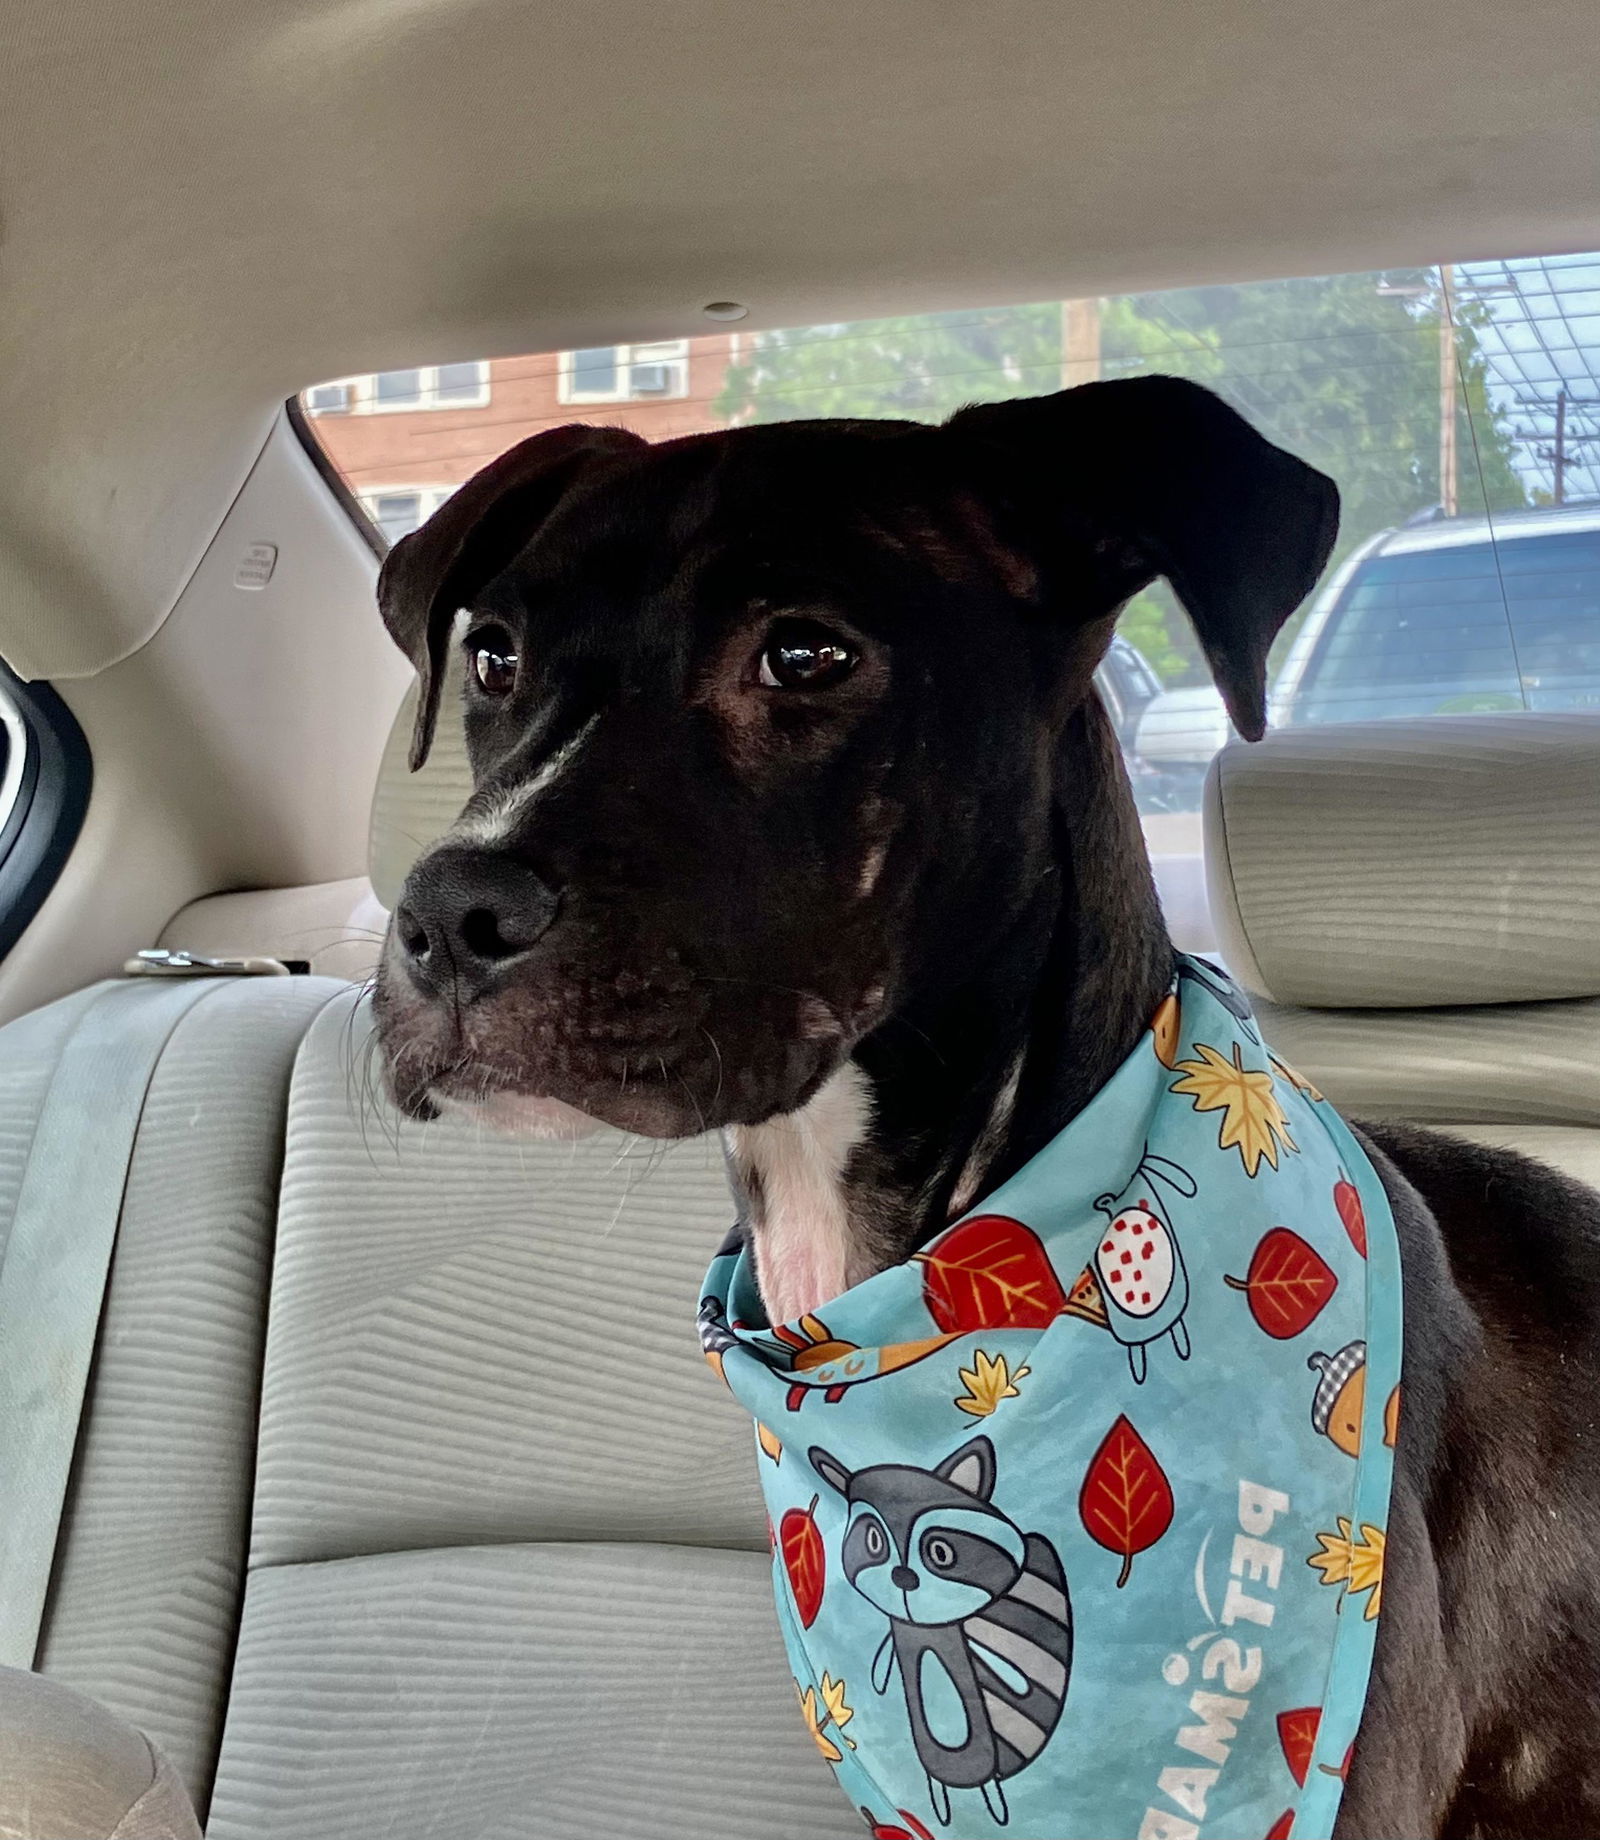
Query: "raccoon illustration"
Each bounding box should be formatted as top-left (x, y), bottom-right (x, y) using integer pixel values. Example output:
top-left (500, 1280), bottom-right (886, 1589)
top-left (809, 1435), bottom-right (1071, 1828)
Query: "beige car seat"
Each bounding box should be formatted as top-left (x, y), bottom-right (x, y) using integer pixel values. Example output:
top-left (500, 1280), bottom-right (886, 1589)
top-left (1205, 712), bottom-right (1600, 1190)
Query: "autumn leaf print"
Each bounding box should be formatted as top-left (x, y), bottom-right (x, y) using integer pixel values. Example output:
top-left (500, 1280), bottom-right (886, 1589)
top-left (954, 1349), bottom-right (1030, 1418)
top-left (1225, 1228), bottom-right (1338, 1338)
top-left (757, 1422), bottom-right (783, 1465)
top-left (916, 1215), bottom-right (1068, 1332)
top-left (1333, 1170), bottom-right (1368, 1258)
top-left (1265, 1812), bottom-right (1295, 1840)
top-left (1171, 1041), bottom-right (1298, 1176)
top-left (864, 1812), bottom-right (935, 1840)
top-left (781, 1495), bottom-right (826, 1628)
top-left (797, 1672), bottom-right (856, 1763)
top-left (1277, 1707), bottom-right (1321, 1786)
top-left (1079, 1415), bottom-right (1175, 1587)
top-left (1270, 1052), bottom-right (1324, 1105)
top-left (1308, 1518), bottom-right (1386, 1620)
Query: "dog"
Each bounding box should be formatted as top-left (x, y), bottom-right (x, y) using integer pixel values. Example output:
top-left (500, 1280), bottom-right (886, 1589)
top-left (371, 376), bottom-right (1600, 1839)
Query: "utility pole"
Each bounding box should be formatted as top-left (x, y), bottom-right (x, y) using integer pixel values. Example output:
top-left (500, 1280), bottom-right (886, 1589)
top-left (1062, 297), bottom-right (1101, 390)
top-left (1510, 388), bottom-right (1600, 506)
top-left (1554, 388), bottom-right (1568, 506)
top-left (1439, 265), bottom-right (1459, 517)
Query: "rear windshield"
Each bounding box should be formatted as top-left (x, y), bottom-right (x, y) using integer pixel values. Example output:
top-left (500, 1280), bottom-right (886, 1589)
top-left (299, 251), bottom-right (1600, 953)
top-left (1293, 531), bottom-right (1600, 724)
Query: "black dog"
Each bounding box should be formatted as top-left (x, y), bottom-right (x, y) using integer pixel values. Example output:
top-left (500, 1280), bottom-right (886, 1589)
top-left (372, 377), bottom-right (1600, 1839)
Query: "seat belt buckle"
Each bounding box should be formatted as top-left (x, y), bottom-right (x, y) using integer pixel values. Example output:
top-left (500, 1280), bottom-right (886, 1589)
top-left (124, 948), bottom-right (293, 979)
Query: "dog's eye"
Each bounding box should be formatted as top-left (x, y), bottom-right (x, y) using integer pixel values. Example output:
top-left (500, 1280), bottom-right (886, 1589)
top-left (468, 625), bottom-right (520, 698)
top-left (758, 619), bottom-right (859, 691)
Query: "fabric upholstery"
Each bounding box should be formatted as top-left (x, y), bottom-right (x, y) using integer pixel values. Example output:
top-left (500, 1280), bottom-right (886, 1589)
top-left (0, 1665), bottom-right (201, 1840)
top-left (159, 878), bottom-right (389, 985)
top-left (1204, 717), bottom-right (1600, 1190)
top-left (1206, 713), bottom-right (1600, 1009)
top-left (253, 991), bottom-right (766, 1564)
top-left (216, 987), bottom-right (856, 1837)
top-left (16, 978), bottom-right (347, 1817)
top-left (206, 1544), bottom-right (859, 1840)
top-left (368, 656), bottom-right (469, 911)
top-left (1255, 996), bottom-right (1600, 1190)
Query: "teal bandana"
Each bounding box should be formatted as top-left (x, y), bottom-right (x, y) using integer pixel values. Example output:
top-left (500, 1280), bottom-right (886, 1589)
top-left (699, 956), bottom-right (1400, 1840)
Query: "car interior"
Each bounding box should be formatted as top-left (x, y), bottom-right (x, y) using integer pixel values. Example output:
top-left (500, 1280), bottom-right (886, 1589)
top-left (2, 3), bottom-right (1600, 1836)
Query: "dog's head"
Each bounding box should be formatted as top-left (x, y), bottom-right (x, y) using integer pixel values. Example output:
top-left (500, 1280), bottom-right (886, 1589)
top-left (371, 377), bottom-right (1336, 1137)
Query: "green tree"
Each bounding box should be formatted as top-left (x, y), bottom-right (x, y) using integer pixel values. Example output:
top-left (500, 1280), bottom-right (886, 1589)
top-left (716, 275), bottom-right (1528, 684)
top-left (715, 304), bottom-right (1064, 425)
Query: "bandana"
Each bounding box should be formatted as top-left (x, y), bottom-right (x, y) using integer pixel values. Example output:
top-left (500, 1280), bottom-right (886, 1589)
top-left (699, 955), bottom-right (1400, 1840)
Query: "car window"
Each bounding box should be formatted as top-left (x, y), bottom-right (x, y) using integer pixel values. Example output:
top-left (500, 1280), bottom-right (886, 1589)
top-left (1291, 531), bottom-right (1600, 724)
top-left (299, 251), bottom-right (1600, 952)
top-left (0, 671), bottom-right (93, 966)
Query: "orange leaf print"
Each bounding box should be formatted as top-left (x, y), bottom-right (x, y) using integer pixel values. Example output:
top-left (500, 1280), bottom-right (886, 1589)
top-left (916, 1215), bottom-right (1067, 1333)
top-left (781, 1495), bottom-right (826, 1628)
top-left (1150, 992), bottom-right (1183, 1069)
top-left (1078, 1415), bottom-right (1174, 1587)
top-left (1265, 1812), bottom-right (1295, 1840)
top-left (1277, 1707), bottom-right (1321, 1786)
top-left (1225, 1228), bottom-right (1338, 1338)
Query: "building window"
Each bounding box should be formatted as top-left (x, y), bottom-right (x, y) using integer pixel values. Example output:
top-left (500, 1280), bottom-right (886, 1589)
top-left (302, 364), bottom-right (491, 415)
top-left (359, 486), bottom-right (458, 546)
top-left (374, 369), bottom-right (424, 407)
top-left (303, 380), bottom-right (351, 414)
top-left (558, 340), bottom-right (690, 404)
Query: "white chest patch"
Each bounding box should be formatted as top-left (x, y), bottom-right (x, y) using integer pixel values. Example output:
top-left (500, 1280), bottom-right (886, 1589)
top-left (728, 1063), bottom-right (873, 1324)
top-left (1094, 1203), bottom-right (1175, 1318)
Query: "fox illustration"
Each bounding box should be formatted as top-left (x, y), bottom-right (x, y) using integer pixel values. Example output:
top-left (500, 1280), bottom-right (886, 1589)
top-left (809, 1436), bottom-right (1071, 1828)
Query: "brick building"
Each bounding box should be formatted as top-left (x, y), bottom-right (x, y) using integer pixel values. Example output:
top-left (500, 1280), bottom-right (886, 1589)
top-left (304, 333), bottom-right (739, 542)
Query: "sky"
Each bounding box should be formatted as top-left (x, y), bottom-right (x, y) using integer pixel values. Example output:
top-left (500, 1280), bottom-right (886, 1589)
top-left (1456, 250), bottom-right (1600, 505)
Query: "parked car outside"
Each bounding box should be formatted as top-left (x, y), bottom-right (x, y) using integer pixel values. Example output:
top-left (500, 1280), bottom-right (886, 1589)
top-left (1132, 504), bottom-right (1600, 803)
top-left (1274, 504), bottom-right (1600, 725)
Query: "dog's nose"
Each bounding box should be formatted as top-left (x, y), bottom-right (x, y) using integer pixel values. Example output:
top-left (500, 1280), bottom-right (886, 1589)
top-left (891, 1566), bottom-right (919, 1593)
top-left (394, 845), bottom-right (560, 1001)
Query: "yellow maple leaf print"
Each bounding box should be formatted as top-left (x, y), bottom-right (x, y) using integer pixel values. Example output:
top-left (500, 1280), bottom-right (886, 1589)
top-left (1269, 1052), bottom-right (1324, 1104)
top-left (955, 1349), bottom-right (1031, 1418)
top-left (1170, 1041), bottom-right (1299, 1176)
top-left (1308, 1518), bottom-right (1385, 1620)
top-left (797, 1672), bottom-right (857, 1763)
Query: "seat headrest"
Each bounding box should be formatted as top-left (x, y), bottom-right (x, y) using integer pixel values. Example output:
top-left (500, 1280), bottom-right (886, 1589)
top-left (1205, 713), bottom-right (1600, 1009)
top-left (368, 653), bottom-right (472, 911)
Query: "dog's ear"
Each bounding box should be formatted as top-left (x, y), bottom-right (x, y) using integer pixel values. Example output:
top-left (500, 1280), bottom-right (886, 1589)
top-left (377, 423), bottom-right (646, 769)
top-left (935, 1436), bottom-right (997, 1501)
top-left (946, 377), bottom-right (1339, 741)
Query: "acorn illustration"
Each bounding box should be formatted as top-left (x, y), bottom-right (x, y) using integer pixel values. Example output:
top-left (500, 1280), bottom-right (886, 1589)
top-left (1309, 1340), bottom-right (1367, 1457)
top-left (1150, 993), bottom-right (1183, 1069)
